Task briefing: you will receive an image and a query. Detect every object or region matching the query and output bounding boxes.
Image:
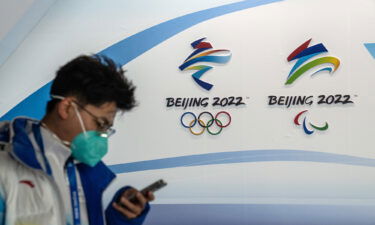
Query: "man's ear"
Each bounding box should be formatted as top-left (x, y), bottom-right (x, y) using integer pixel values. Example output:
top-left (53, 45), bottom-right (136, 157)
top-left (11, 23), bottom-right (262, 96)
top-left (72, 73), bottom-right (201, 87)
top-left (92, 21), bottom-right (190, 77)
top-left (56, 98), bottom-right (73, 120)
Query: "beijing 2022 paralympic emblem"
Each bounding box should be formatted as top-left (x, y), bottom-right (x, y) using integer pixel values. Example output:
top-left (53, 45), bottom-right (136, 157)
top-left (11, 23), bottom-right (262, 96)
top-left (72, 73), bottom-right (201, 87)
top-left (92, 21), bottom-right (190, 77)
top-left (286, 38), bottom-right (340, 85)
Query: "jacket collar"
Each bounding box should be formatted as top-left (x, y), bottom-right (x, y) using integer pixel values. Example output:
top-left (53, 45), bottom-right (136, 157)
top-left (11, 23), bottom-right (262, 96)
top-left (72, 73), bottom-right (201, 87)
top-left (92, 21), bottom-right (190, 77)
top-left (9, 117), bottom-right (50, 173)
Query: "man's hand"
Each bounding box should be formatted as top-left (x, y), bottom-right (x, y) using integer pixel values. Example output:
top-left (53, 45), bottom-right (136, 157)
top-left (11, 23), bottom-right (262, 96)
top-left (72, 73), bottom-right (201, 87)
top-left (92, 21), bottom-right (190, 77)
top-left (112, 188), bottom-right (155, 219)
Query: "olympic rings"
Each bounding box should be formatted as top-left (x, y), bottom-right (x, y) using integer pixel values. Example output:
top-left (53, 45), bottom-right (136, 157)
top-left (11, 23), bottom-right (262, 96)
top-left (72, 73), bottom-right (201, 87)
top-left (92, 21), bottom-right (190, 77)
top-left (180, 111), bottom-right (231, 135)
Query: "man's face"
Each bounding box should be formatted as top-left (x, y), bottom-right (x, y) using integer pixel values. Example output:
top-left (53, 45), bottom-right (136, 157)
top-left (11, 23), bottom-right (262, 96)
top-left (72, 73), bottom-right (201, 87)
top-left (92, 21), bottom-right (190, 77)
top-left (68, 101), bottom-right (117, 142)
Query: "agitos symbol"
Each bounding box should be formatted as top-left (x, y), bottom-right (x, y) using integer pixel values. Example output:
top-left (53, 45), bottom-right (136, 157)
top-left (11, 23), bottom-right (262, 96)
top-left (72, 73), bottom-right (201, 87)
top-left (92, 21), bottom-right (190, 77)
top-left (286, 39), bottom-right (340, 85)
top-left (180, 111), bottom-right (231, 135)
top-left (294, 110), bottom-right (329, 135)
top-left (179, 38), bottom-right (231, 91)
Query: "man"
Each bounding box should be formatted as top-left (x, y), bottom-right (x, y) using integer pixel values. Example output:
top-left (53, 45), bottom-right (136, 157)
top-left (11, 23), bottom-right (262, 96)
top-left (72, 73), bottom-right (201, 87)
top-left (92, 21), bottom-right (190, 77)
top-left (0, 55), bottom-right (154, 225)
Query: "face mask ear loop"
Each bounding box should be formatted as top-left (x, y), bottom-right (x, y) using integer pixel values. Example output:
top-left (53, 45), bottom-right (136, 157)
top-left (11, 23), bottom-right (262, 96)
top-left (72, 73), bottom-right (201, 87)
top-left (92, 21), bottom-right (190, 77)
top-left (51, 95), bottom-right (65, 100)
top-left (72, 103), bottom-right (88, 137)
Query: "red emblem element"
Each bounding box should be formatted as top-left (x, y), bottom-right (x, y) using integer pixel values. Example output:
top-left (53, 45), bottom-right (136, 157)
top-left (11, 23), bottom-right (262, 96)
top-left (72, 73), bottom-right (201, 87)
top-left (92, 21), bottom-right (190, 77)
top-left (19, 180), bottom-right (35, 188)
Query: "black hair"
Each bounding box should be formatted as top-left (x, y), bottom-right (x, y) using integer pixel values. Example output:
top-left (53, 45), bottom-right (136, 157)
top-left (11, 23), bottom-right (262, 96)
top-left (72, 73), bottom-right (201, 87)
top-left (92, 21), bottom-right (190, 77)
top-left (46, 55), bottom-right (136, 113)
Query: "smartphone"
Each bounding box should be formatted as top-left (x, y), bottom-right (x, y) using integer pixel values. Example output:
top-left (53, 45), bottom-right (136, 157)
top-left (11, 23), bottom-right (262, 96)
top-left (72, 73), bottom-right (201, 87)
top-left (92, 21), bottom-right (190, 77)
top-left (139, 179), bottom-right (167, 196)
top-left (117, 179), bottom-right (167, 205)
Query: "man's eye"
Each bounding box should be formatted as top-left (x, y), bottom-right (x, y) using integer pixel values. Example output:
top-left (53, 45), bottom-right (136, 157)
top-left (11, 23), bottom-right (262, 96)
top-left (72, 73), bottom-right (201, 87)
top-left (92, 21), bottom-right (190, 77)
top-left (96, 121), bottom-right (105, 129)
top-left (98, 120), bottom-right (110, 130)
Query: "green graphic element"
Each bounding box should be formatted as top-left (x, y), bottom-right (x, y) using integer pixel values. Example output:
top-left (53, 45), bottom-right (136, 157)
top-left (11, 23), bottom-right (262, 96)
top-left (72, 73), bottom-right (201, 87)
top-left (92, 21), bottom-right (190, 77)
top-left (309, 122), bottom-right (329, 131)
top-left (286, 57), bottom-right (340, 85)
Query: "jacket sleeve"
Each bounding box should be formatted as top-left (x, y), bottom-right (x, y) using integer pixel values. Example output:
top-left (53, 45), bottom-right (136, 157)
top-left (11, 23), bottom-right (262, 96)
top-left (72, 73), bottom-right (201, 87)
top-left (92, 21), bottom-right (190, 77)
top-left (105, 186), bottom-right (150, 225)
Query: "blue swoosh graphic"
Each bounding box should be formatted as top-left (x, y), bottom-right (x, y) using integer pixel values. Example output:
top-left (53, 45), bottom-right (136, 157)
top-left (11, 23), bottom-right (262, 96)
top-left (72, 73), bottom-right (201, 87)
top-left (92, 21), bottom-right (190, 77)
top-left (108, 149), bottom-right (375, 174)
top-left (364, 43), bottom-right (375, 59)
top-left (311, 67), bottom-right (332, 76)
top-left (302, 118), bottom-right (314, 135)
top-left (0, 0), bottom-right (283, 121)
top-left (179, 55), bottom-right (232, 70)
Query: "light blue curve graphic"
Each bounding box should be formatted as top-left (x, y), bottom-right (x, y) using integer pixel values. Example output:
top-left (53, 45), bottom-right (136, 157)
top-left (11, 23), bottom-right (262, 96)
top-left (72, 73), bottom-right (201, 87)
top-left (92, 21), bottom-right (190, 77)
top-left (0, 0), bottom-right (283, 121)
top-left (108, 149), bottom-right (375, 174)
top-left (311, 67), bottom-right (332, 76)
top-left (364, 43), bottom-right (375, 59)
top-left (288, 53), bottom-right (320, 78)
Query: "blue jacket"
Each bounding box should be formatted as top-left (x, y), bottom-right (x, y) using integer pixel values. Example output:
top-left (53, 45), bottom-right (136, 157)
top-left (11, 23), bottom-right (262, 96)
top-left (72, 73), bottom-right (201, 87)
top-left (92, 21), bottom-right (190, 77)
top-left (0, 117), bottom-right (149, 225)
